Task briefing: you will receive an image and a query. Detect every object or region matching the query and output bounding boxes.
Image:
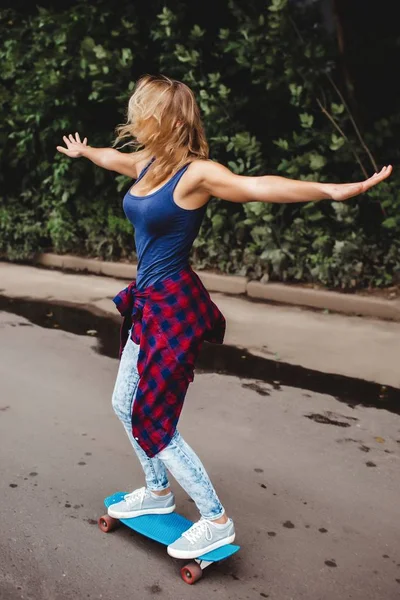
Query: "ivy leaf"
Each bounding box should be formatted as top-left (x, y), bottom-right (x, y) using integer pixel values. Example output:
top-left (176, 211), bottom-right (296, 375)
top-left (268, 0), bottom-right (288, 12)
top-left (274, 138), bottom-right (289, 150)
top-left (329, 133), bottom-right (345, 151)
top-left (300, 113), bottom-right (314, 129)
top-left (93, 45), bottom-right (107, 60)
top-left (309, 153), bottom-right (327, 171)
top-left (331, 103), bottom-right (344, 115)
top-left (382, 217), bottom-right (397, 229)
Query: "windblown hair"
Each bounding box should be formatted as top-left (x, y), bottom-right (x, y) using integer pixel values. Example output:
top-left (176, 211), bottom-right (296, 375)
top-left (114, 75), bottom-right (209, 193)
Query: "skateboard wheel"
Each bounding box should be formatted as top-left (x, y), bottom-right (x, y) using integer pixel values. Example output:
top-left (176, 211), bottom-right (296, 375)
top-left (180, 562), bottom-right (203, 585)
top-left (98, 514), bottom-right (119, 533)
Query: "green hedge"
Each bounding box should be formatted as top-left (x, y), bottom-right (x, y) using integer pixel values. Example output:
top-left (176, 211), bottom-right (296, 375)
top-left (1, 0), bottom-right (399, 288)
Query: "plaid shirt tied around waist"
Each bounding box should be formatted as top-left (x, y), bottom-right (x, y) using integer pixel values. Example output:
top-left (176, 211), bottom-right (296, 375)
top-left (113, 267), bottom-right (226, 457)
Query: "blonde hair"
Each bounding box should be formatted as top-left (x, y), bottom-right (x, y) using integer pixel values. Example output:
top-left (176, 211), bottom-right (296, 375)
top-left (114, 75), bottom-right (209, 193)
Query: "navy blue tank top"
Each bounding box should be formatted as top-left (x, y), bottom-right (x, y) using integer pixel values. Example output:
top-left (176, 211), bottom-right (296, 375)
top-left (123, 160), bottom-right (207, 290)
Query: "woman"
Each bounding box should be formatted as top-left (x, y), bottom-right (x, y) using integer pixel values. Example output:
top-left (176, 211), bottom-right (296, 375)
top-left (57, 74), bottom-right (391, 559)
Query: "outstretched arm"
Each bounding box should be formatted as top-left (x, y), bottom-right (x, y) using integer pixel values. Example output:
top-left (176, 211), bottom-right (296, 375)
top-left (56, 132), bottom-right (141, 178)
top-left (195, 160), bottom-right (392, 204)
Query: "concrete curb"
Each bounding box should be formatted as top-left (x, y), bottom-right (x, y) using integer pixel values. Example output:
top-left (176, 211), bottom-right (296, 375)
top-left (247, 281), bottom-right (400, 321)
top-left (33, 252), bottom-right (400, 322)
top-left (37, 253), bottom-right (137, 280)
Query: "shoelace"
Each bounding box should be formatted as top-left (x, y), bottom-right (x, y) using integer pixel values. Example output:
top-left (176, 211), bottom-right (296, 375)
top-left (124, 487), bottom-right (147, 509)
top-left (182, 519), bottom-right (213, 545)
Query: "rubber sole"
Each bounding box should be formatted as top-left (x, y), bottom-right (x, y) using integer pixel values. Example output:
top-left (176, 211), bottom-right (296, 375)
top-left (167, 532), bottom-right (236, 559)
top-left (107, 504), bottom-right (176, 519)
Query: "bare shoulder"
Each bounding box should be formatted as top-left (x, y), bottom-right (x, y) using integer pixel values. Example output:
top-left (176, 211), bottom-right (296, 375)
top-left (185, 159), bottom-right (225, 181)
top-left (183, 158), bottom-right (255, 204)
top-left (181, 159), bottom-right (228, 191)
top-left (174, 159), bottom-right (216, 210)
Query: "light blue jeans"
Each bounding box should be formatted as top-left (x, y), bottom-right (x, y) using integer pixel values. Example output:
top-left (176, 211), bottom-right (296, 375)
top-left (111, 334), bottom-right (225, 520)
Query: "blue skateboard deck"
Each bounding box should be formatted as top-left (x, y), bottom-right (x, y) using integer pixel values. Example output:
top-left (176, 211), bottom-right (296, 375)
top-left (103, 492), bottom-right (240, 563)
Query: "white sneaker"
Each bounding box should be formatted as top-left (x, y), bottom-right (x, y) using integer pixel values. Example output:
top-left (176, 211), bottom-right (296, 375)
top-left (167, 517), bottom-right (235, 559)
top-left (107, 487), bottom-right (175, 519)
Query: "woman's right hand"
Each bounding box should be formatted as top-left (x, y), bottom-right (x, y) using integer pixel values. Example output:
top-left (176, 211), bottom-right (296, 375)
top-left (55, 136), bottom-right (141, 177)
top-left (56, 132), bottom-right (88, 158)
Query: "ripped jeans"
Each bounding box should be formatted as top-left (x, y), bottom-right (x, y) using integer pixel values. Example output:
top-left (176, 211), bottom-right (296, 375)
top-left (111, 334), bottom-right (225, 520)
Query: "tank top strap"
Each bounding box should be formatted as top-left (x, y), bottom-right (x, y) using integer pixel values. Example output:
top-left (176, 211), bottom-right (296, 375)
top-left (136, 157), bottom-right (155, 182)
top-left (169, 163), bottom-right (190, 193)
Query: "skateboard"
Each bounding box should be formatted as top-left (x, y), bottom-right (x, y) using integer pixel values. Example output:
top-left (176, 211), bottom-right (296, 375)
top-left (98, 492), bottom-right (240, 584)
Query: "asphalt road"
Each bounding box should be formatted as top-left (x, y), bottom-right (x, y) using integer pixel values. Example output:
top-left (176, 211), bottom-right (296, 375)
top-left (1, 311), bottom-right (399, 600)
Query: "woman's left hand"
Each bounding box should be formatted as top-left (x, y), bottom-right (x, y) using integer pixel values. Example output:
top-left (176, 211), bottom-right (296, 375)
top-left (328, 165), bottom-right (392, 202)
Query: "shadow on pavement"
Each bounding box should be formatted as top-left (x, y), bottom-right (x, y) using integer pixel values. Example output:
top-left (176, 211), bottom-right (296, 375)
top-left (1, 294), bottom-right (399, 416)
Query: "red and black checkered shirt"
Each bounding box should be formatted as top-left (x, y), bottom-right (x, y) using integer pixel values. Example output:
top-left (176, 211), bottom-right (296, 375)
top-left (113, 267), bottom-right (226, 457)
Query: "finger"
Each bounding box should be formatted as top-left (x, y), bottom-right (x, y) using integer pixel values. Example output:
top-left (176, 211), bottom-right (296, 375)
top-left (63, 135), bottom-right (71, 147)
top-left (381, 168), bottom-right (392, 181)
top-left (83, 137), bottom-right (88, 145)
top-left (367, 166), bottom-right (389, 182)
top-left (56, 146), bottom-right (68, 155)
top-left (75, 132), bottom-right (81, 143)
top-left (364, 166), bottom-right (392, 190)
top-left (375, 165), bottom-right (391, 181)
top-left (68, 134), bottom-right (76, 143)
